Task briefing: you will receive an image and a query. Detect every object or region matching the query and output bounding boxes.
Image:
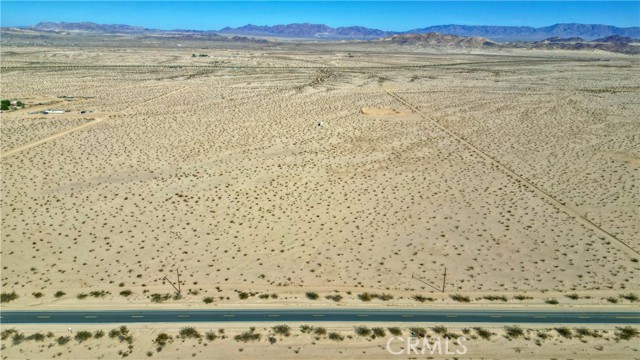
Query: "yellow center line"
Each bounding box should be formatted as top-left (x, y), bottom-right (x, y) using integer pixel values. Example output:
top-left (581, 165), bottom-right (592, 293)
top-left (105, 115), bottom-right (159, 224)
top-left (131, 316), bottom-right (143, 318)
top-left (490, 315), bottom-right (502, 318)
top-left (37, 316), bottom-right (50, 319)
top-left (177, 315), bottom-right (189, 318)
top-left (84, 316), bottom-right (97, 319)
top-left (312, 314), bottom-right (324, 317)
top-left (401, 315), bottom-right (413, 318)
top-left (578, 316), bottom-right (590, 319)
top-left (223, 315), bottom-right (235, 317)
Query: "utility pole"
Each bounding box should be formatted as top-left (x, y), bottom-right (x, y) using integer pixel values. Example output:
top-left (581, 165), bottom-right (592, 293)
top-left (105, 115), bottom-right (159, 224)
top-left (176, 266), bottom-right (182, 293)
top-left (442, 267), bottom-right (447, 293)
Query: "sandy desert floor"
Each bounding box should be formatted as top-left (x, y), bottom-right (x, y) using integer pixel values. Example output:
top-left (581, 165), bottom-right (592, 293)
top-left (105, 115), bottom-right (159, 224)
top-left (1, 44), bottom-right (639, 357)
top-left (2, 322), bottom-right (639, 359)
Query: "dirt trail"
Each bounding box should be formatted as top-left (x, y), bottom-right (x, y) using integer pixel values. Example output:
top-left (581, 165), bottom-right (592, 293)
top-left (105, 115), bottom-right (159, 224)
top-left (1, 116), bottom-right (108, 158)
top-left (381, 86), bottom-right (640, 257)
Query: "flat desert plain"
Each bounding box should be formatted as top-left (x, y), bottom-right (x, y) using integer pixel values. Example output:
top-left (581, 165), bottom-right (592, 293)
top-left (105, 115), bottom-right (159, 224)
top-left (2, 45), bottom-right (639, 307)
top-left (2, 43), bottom-right (640, 359)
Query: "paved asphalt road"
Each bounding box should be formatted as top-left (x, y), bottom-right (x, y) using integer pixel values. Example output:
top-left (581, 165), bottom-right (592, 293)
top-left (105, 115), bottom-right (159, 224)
top-left (1, 309), bottom-right (638, 325)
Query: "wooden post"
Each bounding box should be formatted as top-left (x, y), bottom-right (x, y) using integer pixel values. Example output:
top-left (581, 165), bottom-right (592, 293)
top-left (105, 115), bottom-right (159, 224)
top-left (442, 268), bottom-right (447, 293)
top-left (177, 267), bottom-right (181, 293)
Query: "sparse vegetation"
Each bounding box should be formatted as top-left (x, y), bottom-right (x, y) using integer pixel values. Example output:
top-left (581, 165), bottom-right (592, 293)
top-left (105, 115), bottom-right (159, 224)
top-left (505, 326), bottom-right (524, 339)
top-left (1, 291), bottom-right (19, 303)
top-left (388, 327), bottom-right (402, 336)
top-left (615, 326), bottom-right (639, 341)
top-left (179, 327), bottom-right (201, 339)
top-left (272, 325), bottom-right (291, 337)
top-left (75, 331), bottom-right (93, 342)
top-left (450, 294), bottom-right (471, 302)
top-left (234, 329), bottom-right (261, 342)
top-left (354, 326), bottom-right (372, 337)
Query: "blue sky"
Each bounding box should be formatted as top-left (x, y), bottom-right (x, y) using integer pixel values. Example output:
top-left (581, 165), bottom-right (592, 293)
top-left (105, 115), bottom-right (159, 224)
top-left (1, 1), bottom-right (638, 31)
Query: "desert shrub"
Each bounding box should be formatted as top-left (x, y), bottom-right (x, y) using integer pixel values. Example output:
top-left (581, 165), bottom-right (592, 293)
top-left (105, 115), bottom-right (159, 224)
top-left (77, 293), bottom-right (88, 299)
top-left (259, 294), bottom-right (269, 299)
top-left (505, 326), bottom-right (524, 339)
top-left (120, 290), bottom-right (132, 297)
top-left (606, 297), bottom-right (619, 303)
top-left (555, 327), bottom-right (572, 339)
top-left (328, 332), bottom-right (344, 341)
top-left (75, 331), bottom-right (93, 342)
top-left (388, 327), bottom-right (402, 336)
top-left (203, 297), bottom-right (214, 304)
top-left (205, 331), bottom-right (217, 341)
top-left (179, 327), bottom-right (201, 339)
top-left (450, 294), bottom-right (470, 302)
top-left (54, 291), bottom-right (66, 298)
top-left (1, 292), bottom-right (19, 303)
top-left (234, 330), bottom-right (260, 342)
top-left (545, 298), bottom-right (559, 305)
top-left (620, 293), bottom-right (639, 302)
top-left (154, 333), bottom-right (171, 346)
top-left (94, 330), bottom-right (105, 339)
top-left (483, 295), bottom-right (507, 302)
top-left (565, 293), bottom-right (580, 300)
top-left (32, 292), bottom-right (44, 299)
top-left (432, 326), bottom-right (448, 335)
top-left (57, 336), bottom-right (71, 346)
top-left (413, 295), bottom-right (435, 302)
top-left (300, 325), bottom-right (313, 334)
top-left (272, 325), bottom-right (291, 337)
top-left (89, 290), bottom-right (108, 298)
top-left (325, 294), bottom-right (342, 302)
top-left (1, 100), bottom-right (10, 111)
top-left (313, 327), bottom-right (327, 336)
top-left (12, 332), bottom-right (25, 345)
top-left (615, 327), bottom-right (639, 341)
top-left (358, 293), bottom-right (372, 302)
top-left (409, 327), bottom-right (427, 337)
top-left (355, 326), bottom-right (371, 337)
top-left (149, 293), bottom-right (171, 303)
top-left (474, 327), bottom-right (492, 340)
top-left (513, 295), bottom-right (533, 301)
top-left (238, 292), bottom-right (249, 300)
top-left (1, 329), bottom-right (17, 340)
top-left (305, 292), bottom-right (319, 300)
top-left (27, 333), bottom-right (45, 341)
top-left (372, 328), bottom-right (386, 337)
top-left (575, 328), bottom-right (600, 338)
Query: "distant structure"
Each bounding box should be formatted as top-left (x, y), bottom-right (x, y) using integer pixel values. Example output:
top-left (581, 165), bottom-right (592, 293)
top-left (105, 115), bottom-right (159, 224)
top-left (42, 110), bottom-right (65, 114)
top-left (318, 121), bottom-right (324, 128)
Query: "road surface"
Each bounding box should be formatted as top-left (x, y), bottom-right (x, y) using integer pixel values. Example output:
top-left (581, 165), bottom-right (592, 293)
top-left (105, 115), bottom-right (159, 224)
top-left (1, 309), bottom-right (638, 325)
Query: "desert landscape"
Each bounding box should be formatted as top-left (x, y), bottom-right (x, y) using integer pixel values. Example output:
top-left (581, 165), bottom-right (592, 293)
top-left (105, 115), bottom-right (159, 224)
top-left (1, 31), bottom-right (639, 358)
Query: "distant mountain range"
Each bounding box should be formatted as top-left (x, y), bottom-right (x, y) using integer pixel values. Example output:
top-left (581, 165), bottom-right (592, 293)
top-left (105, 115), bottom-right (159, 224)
top-left (404, 24), bottom-right (640, 41)
top-left (29, 21), bottom-right (640, 41)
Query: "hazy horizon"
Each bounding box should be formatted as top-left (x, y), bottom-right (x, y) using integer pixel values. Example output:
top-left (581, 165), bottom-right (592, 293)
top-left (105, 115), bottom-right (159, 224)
top-left (1, 1), bottom-right (639, 31)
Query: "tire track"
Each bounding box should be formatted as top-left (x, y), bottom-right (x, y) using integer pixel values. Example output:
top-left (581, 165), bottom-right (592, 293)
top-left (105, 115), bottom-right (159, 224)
top-left (1, 116), bottom-right (108, 158)
top-left (381, 86), bottom-right (639, 257)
